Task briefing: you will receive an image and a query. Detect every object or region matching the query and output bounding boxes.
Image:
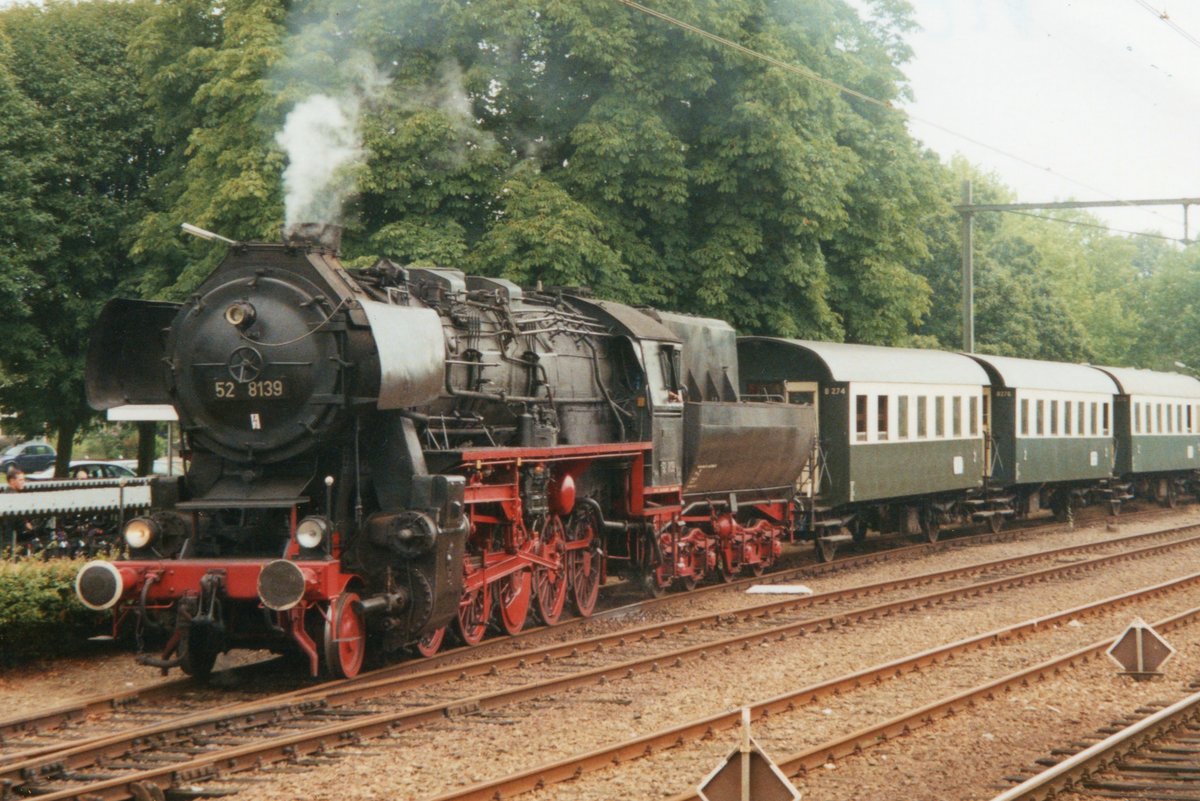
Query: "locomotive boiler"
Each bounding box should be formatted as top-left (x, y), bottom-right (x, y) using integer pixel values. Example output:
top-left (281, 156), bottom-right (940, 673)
top-left (75, 225), bottom-right (814, 678)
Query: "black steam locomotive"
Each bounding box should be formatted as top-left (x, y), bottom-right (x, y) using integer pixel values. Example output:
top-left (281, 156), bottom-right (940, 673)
top-left (75, 225), bottom-right (813, 678)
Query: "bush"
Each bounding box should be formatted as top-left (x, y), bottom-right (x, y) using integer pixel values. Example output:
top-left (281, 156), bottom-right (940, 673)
top-left (0, 558), bottom-right (105, 665)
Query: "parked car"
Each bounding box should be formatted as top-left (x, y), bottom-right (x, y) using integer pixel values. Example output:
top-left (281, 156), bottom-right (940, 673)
top-left (0, 441), bottom-right (56, 474)
top-left (29, 460), bottom-right (137, 480)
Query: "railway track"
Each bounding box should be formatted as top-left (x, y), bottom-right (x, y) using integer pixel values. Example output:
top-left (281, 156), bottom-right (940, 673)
top-left (658, 603), bottom-right (1200, 801)
top-left (0, 502), bottom-right (1173, 749)
top-left (430, 574), bottom-right (1200, 801)
top-left (990, 680), bottom-right (1200, 801)
top-left (6, 519), bottom-right (1200, 800)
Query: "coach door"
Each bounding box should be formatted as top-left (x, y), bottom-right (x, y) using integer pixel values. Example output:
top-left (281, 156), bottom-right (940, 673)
top-left (785, 381), bottom-right (820, 497)
top-left (983, 388), bottom-right (993, 478)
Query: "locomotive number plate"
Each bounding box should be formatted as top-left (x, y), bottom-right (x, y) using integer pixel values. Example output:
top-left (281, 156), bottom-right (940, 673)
top-left (212, 379), bottom-right (287, 400)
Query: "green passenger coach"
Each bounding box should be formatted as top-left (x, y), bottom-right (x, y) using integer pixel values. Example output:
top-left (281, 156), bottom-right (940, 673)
top-left (967, 354), bottom-right (1117, 515)
top-left (737, 338), bottom-right (988, 551)
top-left (1097, 365), bottom-right (1200, 505)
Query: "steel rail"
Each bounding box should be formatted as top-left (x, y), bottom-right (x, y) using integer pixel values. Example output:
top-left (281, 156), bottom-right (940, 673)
top-left (13, 529), bottom-right (1200, 800)
top-left (7, 519), bottom-right (1196, 772)
top-left (661, 607), bottom-right (1200, 801)
top-left (987, 687), bottom-right (1200, 801)
top-left (421, 573), bottom-right (1200, 801)
top-left (0, 501), bottom-right (1170, 745)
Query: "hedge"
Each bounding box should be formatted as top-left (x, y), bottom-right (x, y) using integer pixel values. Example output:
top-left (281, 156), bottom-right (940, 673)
top-left (0, 558), bottom-right (106, 665)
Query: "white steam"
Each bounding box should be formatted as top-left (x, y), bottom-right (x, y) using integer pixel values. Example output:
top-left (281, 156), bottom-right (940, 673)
top-left (276, 94), bottom-right (364, 227)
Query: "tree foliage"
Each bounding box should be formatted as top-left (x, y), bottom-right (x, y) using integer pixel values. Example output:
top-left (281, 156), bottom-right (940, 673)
top-left (0, 1), bottom-right (157, 471)
top-left (0, 0), bottom-right (1197, 452)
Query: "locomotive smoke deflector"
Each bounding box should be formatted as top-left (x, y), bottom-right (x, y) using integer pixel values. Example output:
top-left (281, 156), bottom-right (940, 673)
top-left (359, 299), bottom-right (445, 410)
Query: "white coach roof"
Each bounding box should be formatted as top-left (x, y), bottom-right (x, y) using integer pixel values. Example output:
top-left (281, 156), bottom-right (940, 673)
top-left (968, 354), bottom-right (1118, 394)
top-left (739, 338), bottom-right (989, 385)
top-left (1095, 366), bottom-right (1200, 399)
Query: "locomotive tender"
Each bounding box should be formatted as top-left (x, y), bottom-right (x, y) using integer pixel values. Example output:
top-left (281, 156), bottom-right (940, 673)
top-left (74, 226), bottom-right (813, 678)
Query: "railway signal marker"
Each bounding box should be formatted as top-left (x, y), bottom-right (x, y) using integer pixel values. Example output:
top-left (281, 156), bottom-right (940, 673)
top-left (1107, 618), bottom-right (1175, 678)
top-left (698, 708), bottom-right (800, 801)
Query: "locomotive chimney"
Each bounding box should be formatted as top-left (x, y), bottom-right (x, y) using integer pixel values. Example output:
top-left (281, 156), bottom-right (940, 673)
top-left (282, 222), bottom-right (343, 252)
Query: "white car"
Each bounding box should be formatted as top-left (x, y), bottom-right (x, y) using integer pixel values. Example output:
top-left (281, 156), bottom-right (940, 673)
top-left (30, 461), bottom-right (138, 480)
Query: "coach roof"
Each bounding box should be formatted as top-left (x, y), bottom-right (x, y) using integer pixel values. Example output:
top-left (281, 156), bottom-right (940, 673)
top-left (968, 354), bottom-right (1118, 394)
top-left (1095, 366), bottom-right (1200, 399)
top-left (738, 338), bottom-right (989, 386)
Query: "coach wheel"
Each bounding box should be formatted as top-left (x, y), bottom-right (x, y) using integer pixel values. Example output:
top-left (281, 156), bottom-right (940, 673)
top-left (816, 538), bottom-right (837, 563)
top-left (323, 592), bottom-right (365, 679)
top-left (456, 581), bottom-right (490, 646)
top-left (849, 518), bottom-right (866, 545)
top-left (1050, 492), bottom-right (1072, 523)
top-left (532, 517), bottom-right (568, 626)
top-left (415, 625), bottom-right (446, 658)
top-left (494, 568), bottom-right (532, 635)
top-left (987, 513), bottom-right (1004, 534)
top-left (179, 625), bottom-right (218, 680)
top-left (921, 507), bottom-right (941, 544)
top-left (1165, 481), bottom-right (1178, 509)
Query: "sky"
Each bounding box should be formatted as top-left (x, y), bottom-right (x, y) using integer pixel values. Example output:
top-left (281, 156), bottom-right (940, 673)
top-left (893, 0), bottom-right (1200, 240)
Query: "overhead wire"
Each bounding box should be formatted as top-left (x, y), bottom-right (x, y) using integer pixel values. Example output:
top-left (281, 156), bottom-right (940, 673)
top-left (1132, 0), bottom-right (1200, 52)
top-left (1000, 209), bottom-right (1188, 243)
top-left (613, 0), bottom-right (1183, 231)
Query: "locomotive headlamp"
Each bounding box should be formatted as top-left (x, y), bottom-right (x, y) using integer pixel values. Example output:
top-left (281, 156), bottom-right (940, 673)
top-left (295, 516), bottom-right (331, 550)
top-left (123, 517), bottom-right (160, 550)
top-left (224, 301), bottom-right (256, 328)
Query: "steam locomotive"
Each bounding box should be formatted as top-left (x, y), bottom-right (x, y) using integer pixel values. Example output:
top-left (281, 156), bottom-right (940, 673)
top-left (74, 226), bottom-right (813, 678)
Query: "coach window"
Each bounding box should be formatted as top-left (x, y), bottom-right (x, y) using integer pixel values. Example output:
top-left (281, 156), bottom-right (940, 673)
top-left (1090, 402), bottom-right (1098, 435)
top-left (952, 396), bottom-right (962, 436)
top-left (969, 396), bottom-right (979, 436)
top-left (1189, 405), bottom-right (1194, 433)
top-left (898, 396), bottom-right (909, 439)
top-left (917, 396), bottom-right (928, 438)
top-left (935, 396), bottom-right (946, 437)
top-left (1050, 400), bottom-right (1058, 435)
top-left (1169, 405), bottom-right (1175, 433)
top-left (855, 395), bottom-right (868, 442)
top-left (1178, 404), bottom-right (1184, 433)
top-left (1103, 403), bottom-right (1111, 435)
top-left (1156, 403), bottom-right (1163, 433)
top-left (1064, 400), bottom-right (1072, 436)
top-left (1020, 399), bottom-right (1029, 436)
top-left (1134, 403), bottom-right (1141, 434)
top-left (1036, 400), bottom-right (1045, 436)
top-left (877, 395), bottom-right (889, 441)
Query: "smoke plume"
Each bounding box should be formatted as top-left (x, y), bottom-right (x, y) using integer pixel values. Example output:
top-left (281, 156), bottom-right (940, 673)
top-left (276, 94), bottom-right (364, 227)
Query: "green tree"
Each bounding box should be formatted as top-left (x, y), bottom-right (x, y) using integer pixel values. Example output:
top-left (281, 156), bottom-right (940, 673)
top-left (0, 1), bottom-right (158, 473)
top-left (139, 0), bottom-right (946, 341)
top-left (1129, 244), bottom-right (1200, 371)
top-left (129, 0), bottom-right (289, 297)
